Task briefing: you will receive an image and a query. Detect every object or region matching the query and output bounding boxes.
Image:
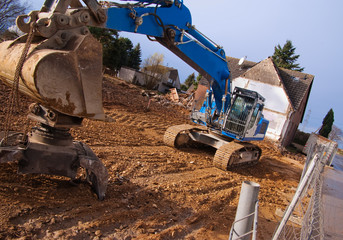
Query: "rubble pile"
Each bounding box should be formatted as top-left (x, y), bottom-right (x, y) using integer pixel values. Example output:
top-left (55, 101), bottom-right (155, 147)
top-left (141, 88), bottom-right (195, 110)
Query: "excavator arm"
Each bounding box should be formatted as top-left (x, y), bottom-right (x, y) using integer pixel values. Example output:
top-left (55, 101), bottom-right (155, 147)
top-left (10, 0), bottom-right (230, 117)
top-left (106, 2), bottom-right (231, 106)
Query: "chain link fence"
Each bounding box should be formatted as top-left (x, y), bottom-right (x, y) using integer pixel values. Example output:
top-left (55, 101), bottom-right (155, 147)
top-left (272, 137), bottom-right (338, 240)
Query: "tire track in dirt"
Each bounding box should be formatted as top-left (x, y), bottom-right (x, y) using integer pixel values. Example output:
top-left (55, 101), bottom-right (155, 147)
top-left (0, 77), bottom-right (305, 240)
top-left (108, 110), bottom-right (187, 135)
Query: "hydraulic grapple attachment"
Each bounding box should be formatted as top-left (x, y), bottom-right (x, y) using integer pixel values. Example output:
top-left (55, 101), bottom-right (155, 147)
top-left (0, 105), bottom-right (108, 200)
top-left (0, 1), bottom-right (109, 199)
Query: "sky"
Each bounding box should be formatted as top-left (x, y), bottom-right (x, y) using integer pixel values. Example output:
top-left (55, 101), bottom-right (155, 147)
top-left (29, 0), bottom-right (343, 138)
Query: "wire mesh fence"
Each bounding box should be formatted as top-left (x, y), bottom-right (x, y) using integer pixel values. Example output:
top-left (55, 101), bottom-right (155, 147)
top-left (272, 139), bottom-right (338, 240)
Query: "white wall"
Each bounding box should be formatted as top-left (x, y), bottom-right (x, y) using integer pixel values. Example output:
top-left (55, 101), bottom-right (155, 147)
top-left (232, 77), bottom-right (289, 112)
top-left (118, 67), bottom-right (146, 86)
top-left (118, 67), bottom-right (135, 83)
top-left (263, 110), bottom-right (288, 140)
top-left (232, 77), bottom-right (290, 140)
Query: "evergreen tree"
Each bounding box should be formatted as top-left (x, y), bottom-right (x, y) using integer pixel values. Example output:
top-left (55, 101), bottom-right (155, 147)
top-left (319, 109), bottom-right (334, 138)
top-left (272, 40), bottom-right (304, 72)
top-left (128, 43), bottom-right (142, 70)
top-left (89, 27), bottom-right (141, 72)
top-left (184, 73), bottom-right (195, 88)
top-left (117, 37), bottom-right (133, 68)
top-left (180, 84), bottom-right (188, 91)
top-left (194, 74), bottom-right (203, 90)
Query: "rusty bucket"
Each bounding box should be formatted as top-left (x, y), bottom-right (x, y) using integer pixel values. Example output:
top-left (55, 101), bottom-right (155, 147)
top-left (0, 34), bottom-right (105, 120)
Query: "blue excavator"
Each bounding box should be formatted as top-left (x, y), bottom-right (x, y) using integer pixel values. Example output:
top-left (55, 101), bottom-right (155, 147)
top-left (0, 0), bottom-right (268, 199)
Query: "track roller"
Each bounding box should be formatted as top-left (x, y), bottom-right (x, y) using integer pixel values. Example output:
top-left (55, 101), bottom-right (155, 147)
top-left (213, 142), bottom-right (261, 170)
top-left (163, 124), bottom-right (195, 148)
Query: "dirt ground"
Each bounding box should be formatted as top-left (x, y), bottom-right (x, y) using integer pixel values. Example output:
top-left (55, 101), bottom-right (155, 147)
top-left (0, 76), bottom-right (305, 240)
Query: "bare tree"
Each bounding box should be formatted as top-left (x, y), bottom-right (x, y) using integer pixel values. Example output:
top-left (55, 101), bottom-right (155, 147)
top-left (141, 53), bottom-right (166, 90)
top-left (329, 125), bottom-right (343, 142)
top-left (0, 23), bottom-right (24, 41)
top-left (0, 0), bottom-right (28, 33)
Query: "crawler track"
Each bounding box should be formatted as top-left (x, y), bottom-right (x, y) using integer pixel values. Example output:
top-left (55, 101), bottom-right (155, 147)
top-left (213, 142), bottom-right (261, 170)
top-left (164, 124), bottom-right (262, 171)
top-left (163, 124), bottom-right (195, 147)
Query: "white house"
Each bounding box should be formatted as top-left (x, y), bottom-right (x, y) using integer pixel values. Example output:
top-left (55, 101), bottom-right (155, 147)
top-left (194, 57), bottom-right (314, 147)
top-left (229, 57), bottom-right (314, 146)
top-left (118, 66), bottom-right (181, 93)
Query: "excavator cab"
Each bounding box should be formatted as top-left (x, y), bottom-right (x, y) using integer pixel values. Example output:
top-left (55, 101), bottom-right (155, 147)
top-left (223, 87), bottom-right (269, 141)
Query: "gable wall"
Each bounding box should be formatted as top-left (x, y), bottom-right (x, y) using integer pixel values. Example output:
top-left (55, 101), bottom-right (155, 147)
top-left (158, 70), bottom-right (181, 92)
top-left (174, 75), bottom-right (181, 89)
top-left (282, 88), bottom-right (311, 146)
top-left (118, 67), bottom-right (135, 83)
top-left (119, 67), bottom-right (180, 92)
top-left (118, 67), bottom-right (146, 86)
top-left (232, 77), bottom-right (292, 141)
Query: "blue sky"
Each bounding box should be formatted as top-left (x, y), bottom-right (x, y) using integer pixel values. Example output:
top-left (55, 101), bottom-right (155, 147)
top-left (29, 0), bottom-right (343, 138)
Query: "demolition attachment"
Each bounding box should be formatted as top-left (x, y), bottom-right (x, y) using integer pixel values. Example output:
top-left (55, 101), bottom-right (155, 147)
top-left (0, 104), bottom-right (108, 200)
top-left (0, 0), bottom-right (108, 199)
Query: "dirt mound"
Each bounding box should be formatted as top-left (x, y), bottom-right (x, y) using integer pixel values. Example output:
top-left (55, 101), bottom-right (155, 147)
top-left (0, 76), bottom-right (304, 239)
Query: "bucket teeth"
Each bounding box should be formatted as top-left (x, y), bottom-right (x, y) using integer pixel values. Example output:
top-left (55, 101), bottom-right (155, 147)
top-left (76, 141), bottom-right (108, 200)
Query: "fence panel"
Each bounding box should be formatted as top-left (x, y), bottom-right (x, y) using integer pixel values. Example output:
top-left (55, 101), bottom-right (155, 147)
top-left (272, 141), bottom-right (337, 240)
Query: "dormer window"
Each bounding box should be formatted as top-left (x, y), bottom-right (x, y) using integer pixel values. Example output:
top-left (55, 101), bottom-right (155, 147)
top-left (292, 76), bottom-right (300, 82)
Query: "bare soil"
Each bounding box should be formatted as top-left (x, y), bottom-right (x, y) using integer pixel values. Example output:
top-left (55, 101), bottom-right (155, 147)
top-left (0, 76), bottom-right (304, 240)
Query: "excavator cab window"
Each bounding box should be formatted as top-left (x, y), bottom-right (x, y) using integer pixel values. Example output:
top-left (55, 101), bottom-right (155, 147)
top-left (224, 95), bottom-right (255, 136)
top-left (248, 103), bottom-right (261, 129)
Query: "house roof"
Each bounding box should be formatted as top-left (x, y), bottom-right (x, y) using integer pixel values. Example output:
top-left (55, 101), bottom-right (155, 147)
top-left (278, 67), bottom-right (314, 111)
top-left (142, 65), bottom-right (172, 72)
top-left (227, 57), bottom-right (314, 111)
top-left (227, 57), bottom-right (257, 79)
top-left (240, 58), bottom-right (282, 86)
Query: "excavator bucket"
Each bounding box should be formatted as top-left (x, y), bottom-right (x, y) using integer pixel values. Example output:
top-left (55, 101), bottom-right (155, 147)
top-left (0, 34), bottom-right (105, 120)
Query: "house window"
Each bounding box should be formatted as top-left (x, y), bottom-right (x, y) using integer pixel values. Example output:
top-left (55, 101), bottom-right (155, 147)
top-left (168, 78), bottom-right (174, 85)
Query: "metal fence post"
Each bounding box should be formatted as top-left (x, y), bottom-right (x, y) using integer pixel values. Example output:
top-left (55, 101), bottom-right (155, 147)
top-left (230, 181), bottom-right (260, 240)
top-left (270, 138), bottom-right (337, 240)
